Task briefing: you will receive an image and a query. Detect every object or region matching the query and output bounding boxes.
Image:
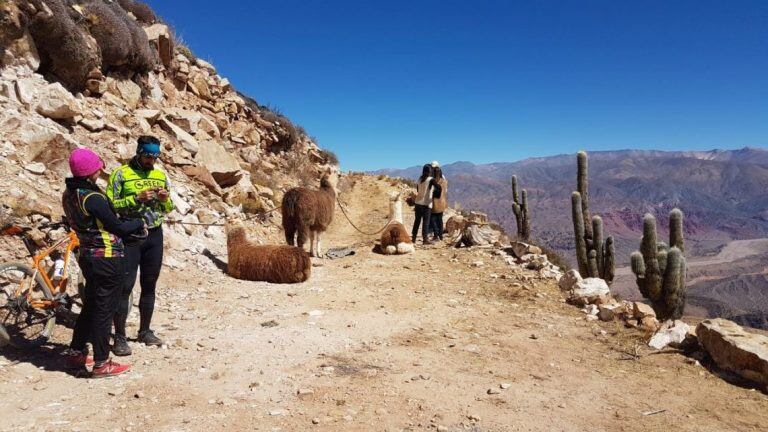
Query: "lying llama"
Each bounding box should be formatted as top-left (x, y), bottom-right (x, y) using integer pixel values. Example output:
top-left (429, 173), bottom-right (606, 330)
top-left (226, 219), bottom-right (311, 283)
top-left (282, 170), bottom-right (338, 258)
top-left (380, 192), bottom-right (414, 255)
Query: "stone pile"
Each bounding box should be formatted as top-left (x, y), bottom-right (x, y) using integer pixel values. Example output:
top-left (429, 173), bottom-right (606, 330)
top-left (501, 241), bottom-right (563, 281)
top-left (558, 269), bottom-right (662, 333)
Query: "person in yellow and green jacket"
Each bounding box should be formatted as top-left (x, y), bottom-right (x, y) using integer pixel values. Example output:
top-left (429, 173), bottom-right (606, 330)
top-left (107, 136), bottom-right (174, 355)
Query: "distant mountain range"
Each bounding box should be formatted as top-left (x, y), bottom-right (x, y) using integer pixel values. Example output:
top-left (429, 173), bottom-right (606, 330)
top-left (377, 147), bottom-right (768, 327)
top-left (377, 147), bottom-right (768, 261)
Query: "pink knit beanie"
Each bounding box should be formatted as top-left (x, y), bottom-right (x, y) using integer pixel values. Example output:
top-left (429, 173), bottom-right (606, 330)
top-left (69, 148), bottom-right (104, 178)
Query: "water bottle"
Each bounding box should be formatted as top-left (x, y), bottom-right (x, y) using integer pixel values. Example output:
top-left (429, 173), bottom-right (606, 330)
top-left (52, 258), bottom-right (65, 282)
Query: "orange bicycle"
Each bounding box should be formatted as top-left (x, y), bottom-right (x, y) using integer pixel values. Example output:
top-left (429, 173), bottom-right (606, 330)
top-left (0, 221), bottom-right (80, 347)
top-left (0, 221), bottom-right (132, 347)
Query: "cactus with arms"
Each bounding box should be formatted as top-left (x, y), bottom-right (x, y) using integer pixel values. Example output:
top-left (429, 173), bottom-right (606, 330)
top-left (511, 175), bottom-right (531, 241)
top-left (571, 151), bottom-right (615, 284)
top-left (630, 209), bottom-right (686, 320)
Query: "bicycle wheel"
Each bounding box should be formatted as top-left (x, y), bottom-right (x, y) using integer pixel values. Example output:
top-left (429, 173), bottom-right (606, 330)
top-left (0, 263), bottom-right (56, 347)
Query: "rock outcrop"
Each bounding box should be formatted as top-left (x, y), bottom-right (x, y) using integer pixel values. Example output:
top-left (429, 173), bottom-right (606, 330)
top-left (697, 319), bottom-right (768, 388)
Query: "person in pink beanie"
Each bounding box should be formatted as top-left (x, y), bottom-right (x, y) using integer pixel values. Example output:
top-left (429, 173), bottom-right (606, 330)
top-left (62, 148), bottom-right (146, 378)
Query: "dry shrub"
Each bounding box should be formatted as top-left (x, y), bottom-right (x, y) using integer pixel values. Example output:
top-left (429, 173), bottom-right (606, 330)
top-left (26, 0), bottom-right (101, 91)
top-left (284, 150), bottom-right (317, 186)
top-left (116, 0), bottom-right (157, 24)
top-left (319, 149), bottom-right (339, 166)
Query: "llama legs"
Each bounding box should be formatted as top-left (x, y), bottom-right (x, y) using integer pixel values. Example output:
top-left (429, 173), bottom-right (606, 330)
top-left (315, 234), bottom-right (323, 258)
top-left (297, 227), bottom-right (309, 251)
top-left (309, 231), bottom-right (317, 257)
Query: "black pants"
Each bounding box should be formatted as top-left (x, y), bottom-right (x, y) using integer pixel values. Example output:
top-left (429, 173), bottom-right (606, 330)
top-left (115, 227), bottom-right (163, 336)
top-left (71, 256), bottom-right (125, 363)
top-left (429, 212), bottom-right (444, 240)
top-left (411, 205), bottom-right (432, 241)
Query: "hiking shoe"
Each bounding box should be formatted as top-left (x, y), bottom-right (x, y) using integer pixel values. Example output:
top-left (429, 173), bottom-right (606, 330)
top-left (91, 359), bottom-right (130, 378)
top-left (422, 240), bottom-right (434, 245)
top-left (137, 330), bottom-right (163, 346)
top-left (112, 334), bottom-right (132, 357)
top-left (63, 351), bottom-right (95, 369)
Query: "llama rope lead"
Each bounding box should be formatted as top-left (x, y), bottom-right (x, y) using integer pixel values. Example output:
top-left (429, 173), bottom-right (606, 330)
top-left (336, 198), bottom-right (396, 236)
top-left (165, 204), bottom-right (283, 227)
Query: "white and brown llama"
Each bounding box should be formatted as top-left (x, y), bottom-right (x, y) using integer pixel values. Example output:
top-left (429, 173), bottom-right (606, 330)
top-left (226, 218), bottom-right (311, 283)
top-left (281, 169), bottom-right (338, 258)
top-left (380, 191), bottom-right (414, 254)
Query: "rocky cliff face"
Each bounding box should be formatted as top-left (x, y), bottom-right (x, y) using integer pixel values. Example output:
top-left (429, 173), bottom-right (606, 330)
top-left (0, 0), bottom-right (336, 267)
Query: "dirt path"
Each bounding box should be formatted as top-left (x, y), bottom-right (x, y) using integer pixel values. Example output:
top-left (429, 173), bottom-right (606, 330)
top-left (1, 176), bottom-right (767, 432)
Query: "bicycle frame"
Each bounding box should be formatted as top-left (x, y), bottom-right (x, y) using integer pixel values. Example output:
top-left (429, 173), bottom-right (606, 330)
top-left (17, 231), bottom-right (80, 310)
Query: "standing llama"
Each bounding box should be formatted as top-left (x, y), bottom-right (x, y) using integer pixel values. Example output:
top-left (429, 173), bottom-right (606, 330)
top-left (226, 219), bottom-right (311, 283)
top-left (380, 191), bottom-right (414, 254)
top-left (282, 170), bottom-right (338, 258)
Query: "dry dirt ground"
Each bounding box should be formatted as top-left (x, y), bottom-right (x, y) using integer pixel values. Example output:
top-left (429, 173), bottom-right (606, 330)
top-left (1, 176), bottom-right (767, 432)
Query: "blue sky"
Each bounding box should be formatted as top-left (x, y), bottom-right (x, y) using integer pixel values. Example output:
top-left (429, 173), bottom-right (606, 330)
top-left (145, 0), bottom-right (768, 171)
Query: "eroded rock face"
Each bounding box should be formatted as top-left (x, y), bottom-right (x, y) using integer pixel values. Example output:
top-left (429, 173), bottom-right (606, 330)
top-left (697, 318), bottom-right (768, 388)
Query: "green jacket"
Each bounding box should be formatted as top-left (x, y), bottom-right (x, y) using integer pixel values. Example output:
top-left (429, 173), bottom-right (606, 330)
top-left (107, 158), bottom-right (174, 229)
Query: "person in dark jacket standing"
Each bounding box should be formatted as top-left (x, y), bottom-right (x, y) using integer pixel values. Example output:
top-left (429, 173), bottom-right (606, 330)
top-left (107, 136), bottom-right (174, 354)
top-left (429, 165), bottom-right (448, 241)
top-left (411, 164), bottom-right (442, 245)
top-left (62, 148), bottom-right (145, 378)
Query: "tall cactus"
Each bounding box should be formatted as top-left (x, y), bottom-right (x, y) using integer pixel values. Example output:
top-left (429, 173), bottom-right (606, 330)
top-left (511, 175), bottom-right (531, 240)
top-left (631, 209), bottom-right (687, 321)
top-left (571, 151), bottom-right (615, 284)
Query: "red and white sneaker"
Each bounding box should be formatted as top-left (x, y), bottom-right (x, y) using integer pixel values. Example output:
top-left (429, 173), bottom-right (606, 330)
top-left (91, 359), bottom-right (131, 378)
top-left (63, 352), bottom-right (95, 369)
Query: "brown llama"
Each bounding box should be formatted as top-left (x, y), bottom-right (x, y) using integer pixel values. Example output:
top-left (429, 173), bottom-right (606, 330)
top-left (380, 192), bottom-right (414, 254)
top-left (226, 219), bottom-right (311, 283)
top-left (281, 170), bottom-right (338, 258)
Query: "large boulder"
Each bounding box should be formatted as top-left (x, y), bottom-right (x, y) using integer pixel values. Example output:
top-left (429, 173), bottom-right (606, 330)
top-left (558, 269), bottom-right (582, 291)
top-left (107, 78), bottom-right (142, 109)
top-left (195, 140), bottom-right (240, 178)
top-left (35, 82), bottom-right (81, 120)
top-left (5, 115), bottom-right (76, 177)
top-left (569, 278), bottom-right (610, 304)
top-left (697, 319), bottom-right (768, 388)
top-left (649, 320), bottom-right (690, 350)
top-left (159, 118), bottom-right (199, 155)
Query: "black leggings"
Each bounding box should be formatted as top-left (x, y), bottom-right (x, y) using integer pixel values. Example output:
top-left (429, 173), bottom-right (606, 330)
top-left (429, 212), bottom-right (444, 240)
top-left (72, 256), bottom-right (125, 363)
top-left (411, 204), bottom-right (432, 241)
top-left (115, 228), bottom-right (163, 336)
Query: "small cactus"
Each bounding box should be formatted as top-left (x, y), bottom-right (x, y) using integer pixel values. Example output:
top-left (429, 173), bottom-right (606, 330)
top-left (631, 209), bottom-right (687, 321)
top-left (511, 175), bottom-right (531, 241)
top-left (571, 151), bottom-right (614, 284)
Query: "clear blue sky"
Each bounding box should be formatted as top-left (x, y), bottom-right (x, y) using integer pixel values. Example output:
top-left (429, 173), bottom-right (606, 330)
top-left (145, 0), bottom-right (768, 171)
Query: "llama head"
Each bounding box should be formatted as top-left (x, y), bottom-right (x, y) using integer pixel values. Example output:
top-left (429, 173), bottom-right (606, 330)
top-left (224, 217), bottom-right (247, 244)
top-left (320, 168), bottom-right (340, 194)
top-left (388, 191), bottom-right (403, 223)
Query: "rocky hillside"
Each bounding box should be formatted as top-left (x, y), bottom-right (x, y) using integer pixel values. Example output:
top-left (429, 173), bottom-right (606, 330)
top-left (0, 0), bottom-right (336, 264)
top-left (378, 147), bottom-right (768, 262)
